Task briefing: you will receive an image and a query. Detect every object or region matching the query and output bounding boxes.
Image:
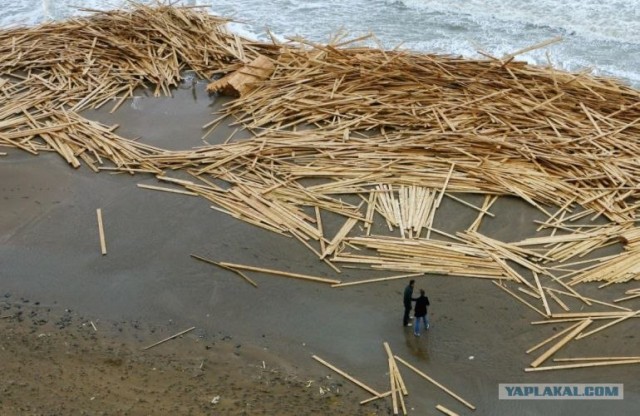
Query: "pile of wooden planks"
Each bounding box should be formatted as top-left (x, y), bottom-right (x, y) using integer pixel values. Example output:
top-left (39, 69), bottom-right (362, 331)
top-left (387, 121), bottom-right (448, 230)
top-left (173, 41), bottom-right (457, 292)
top-left (1, 3), bottom-right (638, 373)
top-left (0, 3), bottom-right (275, 170)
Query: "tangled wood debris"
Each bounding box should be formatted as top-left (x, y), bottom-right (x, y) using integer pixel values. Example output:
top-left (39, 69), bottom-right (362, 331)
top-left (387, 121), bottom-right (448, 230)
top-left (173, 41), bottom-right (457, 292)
top-left (1, 2), bottom-right (638, 396)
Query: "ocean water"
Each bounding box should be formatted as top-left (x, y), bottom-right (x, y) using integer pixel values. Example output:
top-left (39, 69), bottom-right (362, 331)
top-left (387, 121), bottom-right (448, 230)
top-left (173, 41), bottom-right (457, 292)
top-left (0, 0), bottom-right (638, 87)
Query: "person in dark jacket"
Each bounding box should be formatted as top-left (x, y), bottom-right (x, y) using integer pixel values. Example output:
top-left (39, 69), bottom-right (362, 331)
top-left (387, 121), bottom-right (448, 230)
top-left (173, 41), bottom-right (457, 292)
top-left (413, 289), bottom-right (430, 336)
top-left (403, 280), bottom-right (415, 327)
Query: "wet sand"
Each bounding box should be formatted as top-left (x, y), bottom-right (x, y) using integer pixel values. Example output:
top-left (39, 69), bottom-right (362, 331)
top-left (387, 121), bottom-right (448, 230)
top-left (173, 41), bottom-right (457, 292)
top-left (1, 78), bottom-right (638, 415)
top-left (0, 299), bottom-right (372, 415)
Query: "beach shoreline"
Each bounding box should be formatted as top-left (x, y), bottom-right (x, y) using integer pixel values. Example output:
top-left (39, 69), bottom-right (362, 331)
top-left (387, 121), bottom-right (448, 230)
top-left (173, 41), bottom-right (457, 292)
top-left (1, 81), bottom-right (638, 415)
top-left (1, 4), bottom-right (639, 415)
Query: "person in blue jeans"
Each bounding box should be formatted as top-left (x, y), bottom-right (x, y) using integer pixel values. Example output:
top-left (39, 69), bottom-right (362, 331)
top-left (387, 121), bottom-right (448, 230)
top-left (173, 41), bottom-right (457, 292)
top-left (413, 289), bottom-right (430, 336)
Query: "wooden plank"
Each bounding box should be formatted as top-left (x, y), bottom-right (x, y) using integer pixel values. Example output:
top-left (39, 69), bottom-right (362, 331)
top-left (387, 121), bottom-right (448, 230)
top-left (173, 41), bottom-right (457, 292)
top-left (526, 320), bottom-right (583, 354)
top-left (218, 262), bottom-right (341, 284)
top-left (385, 344), bottom-right (407, 396)
top-left (190, 254), bottom-right (258, 288)
top-left (312, 355), bottom-right (381, 397)
top-left (394, 355), bottom-right (476, 410)
top-left (525, 359), bottom-right (640, 372)
top-left (360, 391), bottom-right (392, 405)
top-left (545, 288), bottom-right (570, 312)
top-left (492, 281), bottom-right (547, 317)
top-left (322, 217), bottom-right (359, 259)
top-left (332, 273), bottom-right (423, 288)
top-left (143, 326), bottom-right (196, 350)
top-left (436, 405), bottom-right (460, 416)
top-left (532, 272), bottom-right (551, 316)
top-left (137, 183), bottom-right (199, 196)
top-left (530, 319), bottom-right (592, 368)
top-left (96, 208), bottom-right (107, 255)
top-left (553, 356), bottom-right (640, 362)
top-left (388, 357), bottom-right (398, 415)
top-left (574, 310), bottom-right (640, 340)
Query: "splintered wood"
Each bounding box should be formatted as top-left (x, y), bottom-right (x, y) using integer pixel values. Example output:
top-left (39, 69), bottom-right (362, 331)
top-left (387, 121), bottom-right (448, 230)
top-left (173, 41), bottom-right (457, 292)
top-left (1, 3), bottom-right (638, 377)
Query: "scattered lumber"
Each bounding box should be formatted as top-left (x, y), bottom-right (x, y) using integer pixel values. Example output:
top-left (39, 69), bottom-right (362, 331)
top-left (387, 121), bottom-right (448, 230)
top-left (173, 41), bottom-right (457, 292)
top-left (492, 282), bottom-right (547, 317)
top-left (312, 355), bottom-right (381, 397)
top-left (529, 319), bottom-right (592, 368)
top-left (1, 2), bottom-right (639, 385)
top-left (525, 321), bottom-right (584, 354)
top-left (574, 310), bottom-right (640, 340)
top-left (394, 355), bottom-right (476, 410)
top-left (353, 343), bottom-right (474, 411)
top-left (383, 342), bottom-right (407, 415)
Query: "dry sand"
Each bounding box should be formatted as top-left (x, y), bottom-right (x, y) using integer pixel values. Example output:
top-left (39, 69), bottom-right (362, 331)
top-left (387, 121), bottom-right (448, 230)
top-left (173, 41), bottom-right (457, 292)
top-left (1, 78), bottom-right (638, 415)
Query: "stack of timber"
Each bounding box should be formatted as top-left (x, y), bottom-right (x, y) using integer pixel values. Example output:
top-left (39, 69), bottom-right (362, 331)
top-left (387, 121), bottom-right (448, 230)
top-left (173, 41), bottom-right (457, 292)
top-left (1, 3), bottom-right (639, 373)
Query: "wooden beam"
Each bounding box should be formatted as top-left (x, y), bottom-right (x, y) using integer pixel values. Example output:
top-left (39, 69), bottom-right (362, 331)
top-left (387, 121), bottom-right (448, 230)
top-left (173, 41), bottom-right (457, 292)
top-left (96, 208), bottom-right (107, 255)
top-left (190, 254), bottom-right (258, 288)
top-left (143, 326), bottom-right (196, 350)
top-left (436, 405), bottom-right (460, 416)
top-left (530, 319), bottom-right (592, 368)
top-left (312, 355), bottom-right (381, 397)
top-left (394, 355), bottom-right (475, 410)
top-left (218, 262), bottom-right (341, 285)
top-left (525, 359), bottom-right (640, 372)
top-left (332, 273), bottom-right (423, 288)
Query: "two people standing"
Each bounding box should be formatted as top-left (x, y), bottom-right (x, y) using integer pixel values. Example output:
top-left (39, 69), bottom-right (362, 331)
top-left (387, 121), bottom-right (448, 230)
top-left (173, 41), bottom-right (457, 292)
top-left (403, 280), bottom-right (430, 336)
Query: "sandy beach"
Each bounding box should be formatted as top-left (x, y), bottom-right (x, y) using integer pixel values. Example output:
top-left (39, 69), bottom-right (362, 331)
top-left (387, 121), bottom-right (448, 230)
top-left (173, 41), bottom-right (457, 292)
top-left (1, 77), bottom-right (638, 415)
